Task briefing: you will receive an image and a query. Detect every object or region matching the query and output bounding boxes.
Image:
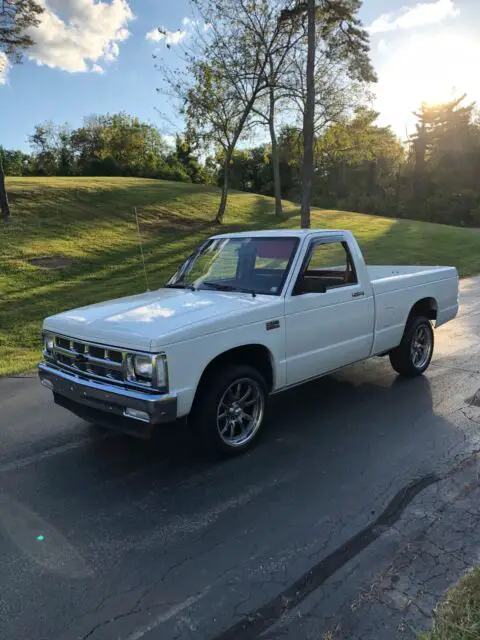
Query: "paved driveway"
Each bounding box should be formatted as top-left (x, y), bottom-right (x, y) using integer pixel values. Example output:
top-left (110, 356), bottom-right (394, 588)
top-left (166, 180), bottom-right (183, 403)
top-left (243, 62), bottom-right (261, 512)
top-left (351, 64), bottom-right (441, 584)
top-left (1, 278), bottom-right (479, 640)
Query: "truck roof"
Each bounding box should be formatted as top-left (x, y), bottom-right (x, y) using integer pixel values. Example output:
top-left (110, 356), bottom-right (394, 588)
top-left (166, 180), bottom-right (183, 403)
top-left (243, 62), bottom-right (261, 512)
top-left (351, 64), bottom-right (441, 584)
top-left (211, 229), bottom-right (346, 239)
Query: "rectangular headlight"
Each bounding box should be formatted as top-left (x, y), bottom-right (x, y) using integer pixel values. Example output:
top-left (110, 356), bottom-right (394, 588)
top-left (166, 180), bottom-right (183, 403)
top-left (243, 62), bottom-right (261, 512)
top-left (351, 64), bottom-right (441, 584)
top-left (133, 355), bottom-right (154, 380)
top-left (126, 353), bottom-right (168, 390)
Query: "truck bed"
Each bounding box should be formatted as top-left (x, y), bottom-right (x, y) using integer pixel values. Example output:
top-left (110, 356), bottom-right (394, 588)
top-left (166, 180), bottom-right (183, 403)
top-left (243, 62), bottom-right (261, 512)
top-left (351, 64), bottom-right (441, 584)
top-left (367, 265), bottom-right (458, 297)
top-left (366, 264), bottom-right (459, 336)
top-left (367, 265), bottom-right (456, 283)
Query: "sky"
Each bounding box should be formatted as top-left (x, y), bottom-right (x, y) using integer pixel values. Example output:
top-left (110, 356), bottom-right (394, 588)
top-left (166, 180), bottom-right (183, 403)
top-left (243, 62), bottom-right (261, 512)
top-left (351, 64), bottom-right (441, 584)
top-left (1, 0), bottom-right (480, 152)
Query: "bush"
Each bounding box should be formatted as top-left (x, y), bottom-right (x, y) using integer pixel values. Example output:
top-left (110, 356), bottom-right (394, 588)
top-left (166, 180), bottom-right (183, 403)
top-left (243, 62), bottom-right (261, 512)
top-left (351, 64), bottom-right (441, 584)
top-left (416, 191), bottom-right (480, 227)
top-left (85, 156), bottom-right (122, 177)
top-left (157, 164), bottom-right (190, 183)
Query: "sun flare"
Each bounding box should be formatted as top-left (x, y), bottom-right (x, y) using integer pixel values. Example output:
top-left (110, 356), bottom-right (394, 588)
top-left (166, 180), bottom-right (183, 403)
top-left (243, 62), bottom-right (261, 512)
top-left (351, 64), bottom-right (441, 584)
top-left (375, 31), bottom-right (480, 135)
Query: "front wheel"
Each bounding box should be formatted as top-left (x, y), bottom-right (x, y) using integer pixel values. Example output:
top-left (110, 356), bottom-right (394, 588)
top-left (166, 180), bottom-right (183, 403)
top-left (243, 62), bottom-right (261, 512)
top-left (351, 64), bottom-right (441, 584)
top-left (389, 316), bottom-right (434, 377)
top-left (190, 364), bottom-right (268, 456)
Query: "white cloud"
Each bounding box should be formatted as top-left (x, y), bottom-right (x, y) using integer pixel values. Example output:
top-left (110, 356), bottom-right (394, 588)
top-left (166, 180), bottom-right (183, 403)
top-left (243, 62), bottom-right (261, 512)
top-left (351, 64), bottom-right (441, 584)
top-left (145, 28), bottom-right (163, 42)
top-left (378, 39), bottom-right (388, 53)
top-left (27, 0), bottom-right (134, 73)
top-left (91, 63), bottom-right (105, 74)
top-left (165, 30), bottom-right (187, 45)
top-left (0, 53), bottom-right (9, 85)
top-left (146, 27), bottom-right (187, 45)
top-left (369, 0), bottom-right (459, 35)
top-left (146, 15), bottom-right (212, 46)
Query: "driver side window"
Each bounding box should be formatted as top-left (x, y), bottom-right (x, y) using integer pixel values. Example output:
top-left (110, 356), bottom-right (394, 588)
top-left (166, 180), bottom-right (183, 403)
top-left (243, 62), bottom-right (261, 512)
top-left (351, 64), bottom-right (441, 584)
top-left (295, 241), bottom-right (357, 294)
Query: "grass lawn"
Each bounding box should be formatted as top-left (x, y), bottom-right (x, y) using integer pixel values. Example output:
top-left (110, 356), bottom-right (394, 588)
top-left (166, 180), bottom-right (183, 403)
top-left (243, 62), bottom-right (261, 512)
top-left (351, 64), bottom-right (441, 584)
top-left (2, 176), bottom-right (480, 376)
top-left (424, 567), bottom-right (480, 640)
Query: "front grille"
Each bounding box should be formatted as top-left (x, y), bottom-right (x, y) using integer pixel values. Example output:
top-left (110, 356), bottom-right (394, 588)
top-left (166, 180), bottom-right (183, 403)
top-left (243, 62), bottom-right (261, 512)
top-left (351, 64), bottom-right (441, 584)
top-left (47, 334), bottom-right (126, 384)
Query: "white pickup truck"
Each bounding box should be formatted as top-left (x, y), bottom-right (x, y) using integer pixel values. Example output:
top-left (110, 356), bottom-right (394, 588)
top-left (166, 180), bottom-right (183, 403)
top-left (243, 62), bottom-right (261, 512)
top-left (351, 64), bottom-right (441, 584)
top-left (39, 229), bottom-right (459, 455)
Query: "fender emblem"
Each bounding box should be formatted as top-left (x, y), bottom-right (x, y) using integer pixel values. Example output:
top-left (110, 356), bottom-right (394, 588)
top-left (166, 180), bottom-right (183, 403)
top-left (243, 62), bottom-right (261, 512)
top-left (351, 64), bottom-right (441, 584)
top-left (266, 320), bottom-right (280, 331)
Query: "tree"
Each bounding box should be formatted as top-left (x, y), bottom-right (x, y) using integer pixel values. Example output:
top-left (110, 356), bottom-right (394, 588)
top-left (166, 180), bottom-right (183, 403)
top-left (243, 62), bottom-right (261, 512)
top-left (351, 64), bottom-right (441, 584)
top-left (1, 0), bottom-right (44, 221)
top-left (0, 0), bottom-right (43, 61)
top-left (222, 145), bottom-right (272, 194)
top-left (244, 1), bottom-right (304, 217)
top-left (277, 125), bottom-right (304, 194)
top-left (173, 134), bottom-right (207, 183)
top-left (300, 0), bottom-right (315, 228)
top-left (69, 115), bottom-right (106, 169)
top-left (25, 113), bottom-right (205, 183)
top-left (314, 108), bottom-right (403, 211)
top-left (410, 96), bottom-right (477, 189)
top-left (57, 126), bottom-right (75, 175)
top-left (280, 0), bottom-right (376, 227)
top-left (406, 96), bottom-right (480, 226)
top-left (68, 113), bottom-right (169, 177)
top-left (159, 0), bottom-right (296, 223)
top-left (29, 122), bottom-right (62, 175)
top-left (190, 0), bottom-right (291, 223)
top-left (0, 148), bottom-right (30, 175)
top-left (184, 60), bottom-right (250, 221)
top-left (241, 111), bottom-right (402, 213)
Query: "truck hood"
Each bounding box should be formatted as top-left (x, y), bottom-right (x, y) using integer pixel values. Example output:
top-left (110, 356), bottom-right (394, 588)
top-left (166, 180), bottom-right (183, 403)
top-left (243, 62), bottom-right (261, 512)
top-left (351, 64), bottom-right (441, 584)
top-left (44, 288), bottom-right (281, 351)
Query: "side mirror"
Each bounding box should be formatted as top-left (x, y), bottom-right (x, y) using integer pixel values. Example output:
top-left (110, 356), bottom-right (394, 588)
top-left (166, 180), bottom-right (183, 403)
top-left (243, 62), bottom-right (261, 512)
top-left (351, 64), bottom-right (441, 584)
top-left (293, 277), bottom-right (327, 295)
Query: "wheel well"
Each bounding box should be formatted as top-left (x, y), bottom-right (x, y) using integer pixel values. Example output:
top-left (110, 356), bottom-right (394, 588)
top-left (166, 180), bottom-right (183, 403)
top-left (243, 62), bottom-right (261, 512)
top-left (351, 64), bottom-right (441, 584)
top-left (194, 345), bottom-right (274, 400)
top-left (409, 297), bottom-right (438, 322)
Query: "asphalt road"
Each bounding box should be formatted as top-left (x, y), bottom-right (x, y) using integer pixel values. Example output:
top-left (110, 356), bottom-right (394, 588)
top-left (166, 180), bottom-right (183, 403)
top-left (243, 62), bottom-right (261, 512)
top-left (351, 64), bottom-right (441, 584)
top-left (1, 278), bottom-right (480, 640)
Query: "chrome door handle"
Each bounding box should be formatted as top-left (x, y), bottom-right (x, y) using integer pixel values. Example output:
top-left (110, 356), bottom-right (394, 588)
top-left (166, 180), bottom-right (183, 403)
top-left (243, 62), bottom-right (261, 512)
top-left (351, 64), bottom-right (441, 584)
top-left (352, 291), bottom-right (365, 298)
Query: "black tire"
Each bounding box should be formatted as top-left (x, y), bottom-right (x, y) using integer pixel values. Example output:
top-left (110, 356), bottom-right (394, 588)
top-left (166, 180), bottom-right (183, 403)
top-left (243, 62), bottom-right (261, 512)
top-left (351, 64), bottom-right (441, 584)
top-left (189, 364), bottom-right (269, 456)
top-left (389, 315), bottom-right (434, 377)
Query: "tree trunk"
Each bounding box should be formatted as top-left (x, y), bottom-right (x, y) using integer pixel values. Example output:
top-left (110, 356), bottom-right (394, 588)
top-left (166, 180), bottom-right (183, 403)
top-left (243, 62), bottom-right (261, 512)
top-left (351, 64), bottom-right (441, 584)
top-left (268, 85), bottom-right (283, 217)
top-left (300, 0), bottom-right (316, 229)
top-left (213, 90), bottom-right (260, 224)
top-left (216, 158), bottom-right (230, 224)
top-left (0, 156), bottom-right (10, 223)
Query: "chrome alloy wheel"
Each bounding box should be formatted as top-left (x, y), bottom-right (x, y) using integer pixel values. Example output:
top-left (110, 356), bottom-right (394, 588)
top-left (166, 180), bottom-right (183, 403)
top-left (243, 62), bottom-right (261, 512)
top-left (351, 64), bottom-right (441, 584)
top-left (216, 378), bottom-right (265, 447)
top-left (411, 323), bottom-right (433, 369)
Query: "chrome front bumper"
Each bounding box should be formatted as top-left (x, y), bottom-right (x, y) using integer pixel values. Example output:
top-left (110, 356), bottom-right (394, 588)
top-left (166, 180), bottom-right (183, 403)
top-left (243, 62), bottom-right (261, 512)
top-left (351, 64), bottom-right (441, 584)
top-left (38, 361), bottom-right (177, 437)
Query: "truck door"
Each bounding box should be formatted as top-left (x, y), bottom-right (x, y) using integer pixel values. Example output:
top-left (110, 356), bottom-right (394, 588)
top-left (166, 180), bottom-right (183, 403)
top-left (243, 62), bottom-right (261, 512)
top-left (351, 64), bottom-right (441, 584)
top-left (284, 236), bottom-right (375, 386)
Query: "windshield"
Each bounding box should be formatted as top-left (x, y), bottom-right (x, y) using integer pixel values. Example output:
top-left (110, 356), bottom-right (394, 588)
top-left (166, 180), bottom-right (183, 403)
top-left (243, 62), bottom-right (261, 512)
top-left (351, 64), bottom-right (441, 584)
top-left (165, 236), bottom-right (299, 296)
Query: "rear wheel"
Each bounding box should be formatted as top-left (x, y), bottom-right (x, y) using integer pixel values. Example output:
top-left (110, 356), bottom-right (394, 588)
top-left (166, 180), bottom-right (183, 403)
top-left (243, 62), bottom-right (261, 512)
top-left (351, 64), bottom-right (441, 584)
top-left (389, 315), bottom-right (434, 377)
top-left (190, 364), bottom-right (268, 456)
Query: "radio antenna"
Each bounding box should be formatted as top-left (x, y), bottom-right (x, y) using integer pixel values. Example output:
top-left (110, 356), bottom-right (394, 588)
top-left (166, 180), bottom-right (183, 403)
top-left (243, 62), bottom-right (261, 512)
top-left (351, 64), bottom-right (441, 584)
top-left (134, 207), bottom-right (150, 292)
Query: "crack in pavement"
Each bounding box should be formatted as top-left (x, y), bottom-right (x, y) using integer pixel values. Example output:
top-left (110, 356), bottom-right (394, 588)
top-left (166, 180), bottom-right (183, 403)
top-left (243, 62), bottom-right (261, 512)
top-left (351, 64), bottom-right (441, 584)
top-left (214, 451), bottom-right (480, 640)
top-left (81, 601), bottom-right (163, 640)
top-left (80, 587), bottom-right (211, 640)
top-left (78, 531), bottom-right (242, 640)
top-left (79, 451), bottom-right (480, 640)
top-left (213, 472), bottom-right (440, 640)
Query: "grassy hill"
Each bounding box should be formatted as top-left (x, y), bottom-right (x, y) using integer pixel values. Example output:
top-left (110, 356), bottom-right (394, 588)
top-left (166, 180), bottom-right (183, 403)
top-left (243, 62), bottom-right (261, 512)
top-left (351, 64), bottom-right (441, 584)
top-left (2, 176), bottom-right (480, 376)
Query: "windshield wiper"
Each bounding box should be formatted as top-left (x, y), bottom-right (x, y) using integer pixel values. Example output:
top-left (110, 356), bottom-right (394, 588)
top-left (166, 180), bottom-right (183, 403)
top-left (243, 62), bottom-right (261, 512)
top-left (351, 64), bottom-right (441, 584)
top-left (203, 281), bottom-right (256, 298)
top-left (164, 282), bottom-right (196, 291)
